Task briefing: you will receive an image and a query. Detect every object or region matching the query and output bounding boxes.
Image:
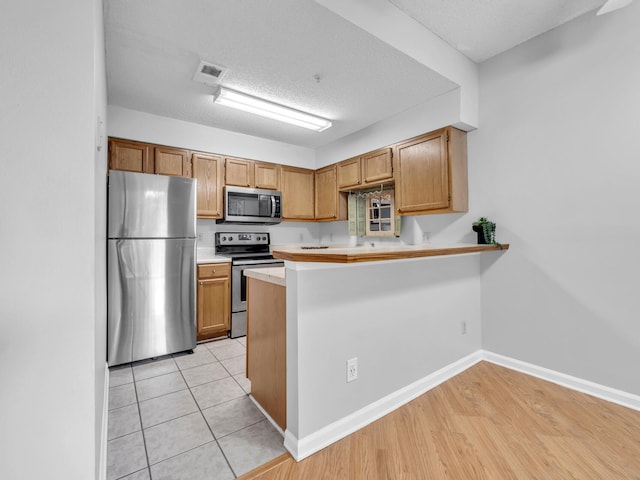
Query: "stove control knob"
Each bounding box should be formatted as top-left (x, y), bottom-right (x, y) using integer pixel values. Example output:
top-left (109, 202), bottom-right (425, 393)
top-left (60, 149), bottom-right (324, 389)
top-left (228, 236), bottom-right (234, 241)
top-left (257, 236), bottom-right (262, 241)
top-left (222, 236), bottom-right (227, 241)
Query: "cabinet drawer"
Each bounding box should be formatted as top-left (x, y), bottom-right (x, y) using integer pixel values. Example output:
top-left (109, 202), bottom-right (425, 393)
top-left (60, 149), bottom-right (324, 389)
top-left (198, 263), bottom-right (230, 279)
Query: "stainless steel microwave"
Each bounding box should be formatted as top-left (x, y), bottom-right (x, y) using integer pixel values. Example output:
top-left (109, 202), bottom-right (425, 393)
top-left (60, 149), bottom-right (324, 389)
top-left (218, 186), bottom-right (282, 224)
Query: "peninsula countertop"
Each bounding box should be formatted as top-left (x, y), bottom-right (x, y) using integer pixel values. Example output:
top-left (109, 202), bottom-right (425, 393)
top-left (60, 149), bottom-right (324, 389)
top-left (271, 243), bottom-right (509, 264)
top-left (243, 266), bottom-right (286, 286)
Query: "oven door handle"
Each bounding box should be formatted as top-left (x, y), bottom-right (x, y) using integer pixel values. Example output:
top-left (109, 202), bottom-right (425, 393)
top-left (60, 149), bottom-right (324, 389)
top-left (271, 196), bottom-right (276, 218)
top-left (233, 258), bottom-right (284, 266)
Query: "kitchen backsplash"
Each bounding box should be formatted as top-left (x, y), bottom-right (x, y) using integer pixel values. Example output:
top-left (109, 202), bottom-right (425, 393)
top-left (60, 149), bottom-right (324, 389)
top-left (196, 219), bottom-right (321, 249)
top-left (197, 213), bottom-right (475, 252)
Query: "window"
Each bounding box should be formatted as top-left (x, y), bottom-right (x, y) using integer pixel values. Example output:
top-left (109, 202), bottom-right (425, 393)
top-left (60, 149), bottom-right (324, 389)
top-left (365, 189), bottom-right (396, 237)
top-left (366, 193), bottom-right (394, 236)
top-left (348, 188), bottom-right (400, 237)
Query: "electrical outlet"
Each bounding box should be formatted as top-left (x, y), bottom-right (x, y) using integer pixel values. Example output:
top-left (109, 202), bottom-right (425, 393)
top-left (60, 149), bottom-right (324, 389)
top-left (461, 321), bottom-right (467, 335)
top-left (347, 357), bottom-right (358, 382)
top-left (197, 233), bottom-right (205, 242)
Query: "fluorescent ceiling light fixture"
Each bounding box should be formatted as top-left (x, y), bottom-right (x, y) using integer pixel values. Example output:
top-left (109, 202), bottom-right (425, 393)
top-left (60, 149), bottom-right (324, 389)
top-left (213, 87), bottom-right (332, 132)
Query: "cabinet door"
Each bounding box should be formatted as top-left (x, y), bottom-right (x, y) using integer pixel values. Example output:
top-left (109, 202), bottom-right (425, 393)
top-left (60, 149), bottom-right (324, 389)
top-left (394, 129), bottom-right (450, 214)
top-left (255, 162), bottom-right (281, 190)
top-left (225, 157), bottom-right (254, 187)
top-left (197, 275), bottom-right (230, 340)
top-left (155, 146), bottom-right (191, 177)
top-left (336, 157), bottom-right (361, 190)
top-left (192, 153), bottom-right (223, 218)
top-left (362, 147), bottom-right (393, 185)
top-left (315, 165), bottom-right (339, 221)
top-left (109, 139), bottom-right (153, 173)
top-left (281, 166), bottom-right (315, 220)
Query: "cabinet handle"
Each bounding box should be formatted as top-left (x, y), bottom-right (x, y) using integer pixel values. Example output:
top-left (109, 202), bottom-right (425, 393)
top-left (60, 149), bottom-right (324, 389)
top-left (199, 281), bottom-right (203, 285)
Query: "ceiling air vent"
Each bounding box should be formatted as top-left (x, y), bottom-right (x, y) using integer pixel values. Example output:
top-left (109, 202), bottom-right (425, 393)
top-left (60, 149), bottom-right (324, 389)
top-left (193, 60), bottom-right (227, 86)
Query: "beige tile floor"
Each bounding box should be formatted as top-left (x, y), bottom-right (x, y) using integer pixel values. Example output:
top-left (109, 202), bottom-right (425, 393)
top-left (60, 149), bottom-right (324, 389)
top-left (107, 337), bottom-right (286, 480)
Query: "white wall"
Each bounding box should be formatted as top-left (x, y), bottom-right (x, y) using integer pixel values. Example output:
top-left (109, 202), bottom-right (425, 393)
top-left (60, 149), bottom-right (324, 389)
top-left (94, 0), bottom-right (109, 476)
top-left (108, 106), bottom-right (316, 168)
top-left (473, 4), bottom-right (640, 395)
top-left (0, 1), bottom-right (106, 478)
top-left (286, 255), bottom-right (482, 440)
top-left (315, 0), bottom-right (478, 129)
top-left (315, 88), bottom-right (461, 167)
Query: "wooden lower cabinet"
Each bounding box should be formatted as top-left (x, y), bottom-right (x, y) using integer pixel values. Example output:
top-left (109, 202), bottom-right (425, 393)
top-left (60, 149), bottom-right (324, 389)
top-left (246, 277), bottom-right (286, 430)
top-left (196, 263), bottom-right (230, 341)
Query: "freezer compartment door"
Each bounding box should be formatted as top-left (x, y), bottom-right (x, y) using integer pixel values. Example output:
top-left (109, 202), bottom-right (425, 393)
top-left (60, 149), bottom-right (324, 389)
top-left (108, 170), bottom-right (196, 238)
top-left (108, 238), bottom-right (196, 366)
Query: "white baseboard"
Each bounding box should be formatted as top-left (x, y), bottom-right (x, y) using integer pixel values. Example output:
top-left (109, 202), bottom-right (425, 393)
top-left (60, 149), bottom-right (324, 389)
top-left (284, 350), bottom-right (640, 462)
top-left (248, 394), bottom-right (285, 438)
top-left (285, 351), bottom-right (484, 461)
top-left (481, 350), bottom-right (640, 412)
top-left (99, 363), bottom-right (109, 480)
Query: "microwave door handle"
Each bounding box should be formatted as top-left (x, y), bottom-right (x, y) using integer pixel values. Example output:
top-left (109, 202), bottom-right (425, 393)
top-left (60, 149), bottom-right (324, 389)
top-left (271, 196), bottom-right (276, 217)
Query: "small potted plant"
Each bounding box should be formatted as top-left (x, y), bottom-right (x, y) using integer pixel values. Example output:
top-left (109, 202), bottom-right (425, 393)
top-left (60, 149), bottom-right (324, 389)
top-left (472, 217), bottom-right (497, 245)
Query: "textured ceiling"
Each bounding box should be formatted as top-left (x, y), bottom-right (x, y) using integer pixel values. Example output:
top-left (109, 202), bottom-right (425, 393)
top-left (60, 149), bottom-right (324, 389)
top-left (105, 0), bottom-right (609, 149)
top-left (105, 0), bottom-right (456, 149)
top-left (388, 0), bottom-right (606, 63)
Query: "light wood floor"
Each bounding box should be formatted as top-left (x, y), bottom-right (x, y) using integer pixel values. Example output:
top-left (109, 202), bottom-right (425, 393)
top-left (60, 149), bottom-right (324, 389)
top-left (240, 361), bottom-right (640, 479)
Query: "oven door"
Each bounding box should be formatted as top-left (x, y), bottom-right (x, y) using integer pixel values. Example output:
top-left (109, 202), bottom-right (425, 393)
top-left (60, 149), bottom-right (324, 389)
top-left (231, 258), bottom-right (284, 337)
top-left (231, 258), bottom-right (284, 312)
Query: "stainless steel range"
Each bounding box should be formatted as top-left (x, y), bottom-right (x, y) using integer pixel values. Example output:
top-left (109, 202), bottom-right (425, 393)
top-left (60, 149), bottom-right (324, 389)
top-left (215, 232), bottom-right (284, 338)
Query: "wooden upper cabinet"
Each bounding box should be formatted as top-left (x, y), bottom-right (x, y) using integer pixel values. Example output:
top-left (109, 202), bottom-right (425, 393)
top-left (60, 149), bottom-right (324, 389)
top-left (108, 138), bottom-right (153, 173)
top-left (281, 166), bottom-right (315, 220)
top-left (394, 127), bottom-right (468, 215)
top-left (225, 157), bottom-right (254, 187)
top-left (192, 152), bottom-right (223, 219)
top-left (337, 157), bottom-right (361, 190)
top-left (336, 148), bottom-right (392, 191)
top-left (109, 139), bottom-right (190, 177)
top-left (255, 162), bottom-right (281, 190)
top-left (315, 164), bottom-right (340, 221)
top-left (154, 146), bottom-right (191, 177)
top-left (362, 147), bottom-right (393, 185)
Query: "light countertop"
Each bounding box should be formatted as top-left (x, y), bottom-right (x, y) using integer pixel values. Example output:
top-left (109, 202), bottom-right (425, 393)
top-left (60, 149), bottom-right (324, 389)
top-left (196, 250), bottom-right (231, 264)
top-left (271, 243), bottom-right (509, 263)
top-left (243, 267), bottom-right (286, 286)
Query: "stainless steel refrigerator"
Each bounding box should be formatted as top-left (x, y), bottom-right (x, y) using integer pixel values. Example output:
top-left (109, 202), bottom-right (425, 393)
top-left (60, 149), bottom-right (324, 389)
top-left (107, 170), bottom-right (196, 366)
